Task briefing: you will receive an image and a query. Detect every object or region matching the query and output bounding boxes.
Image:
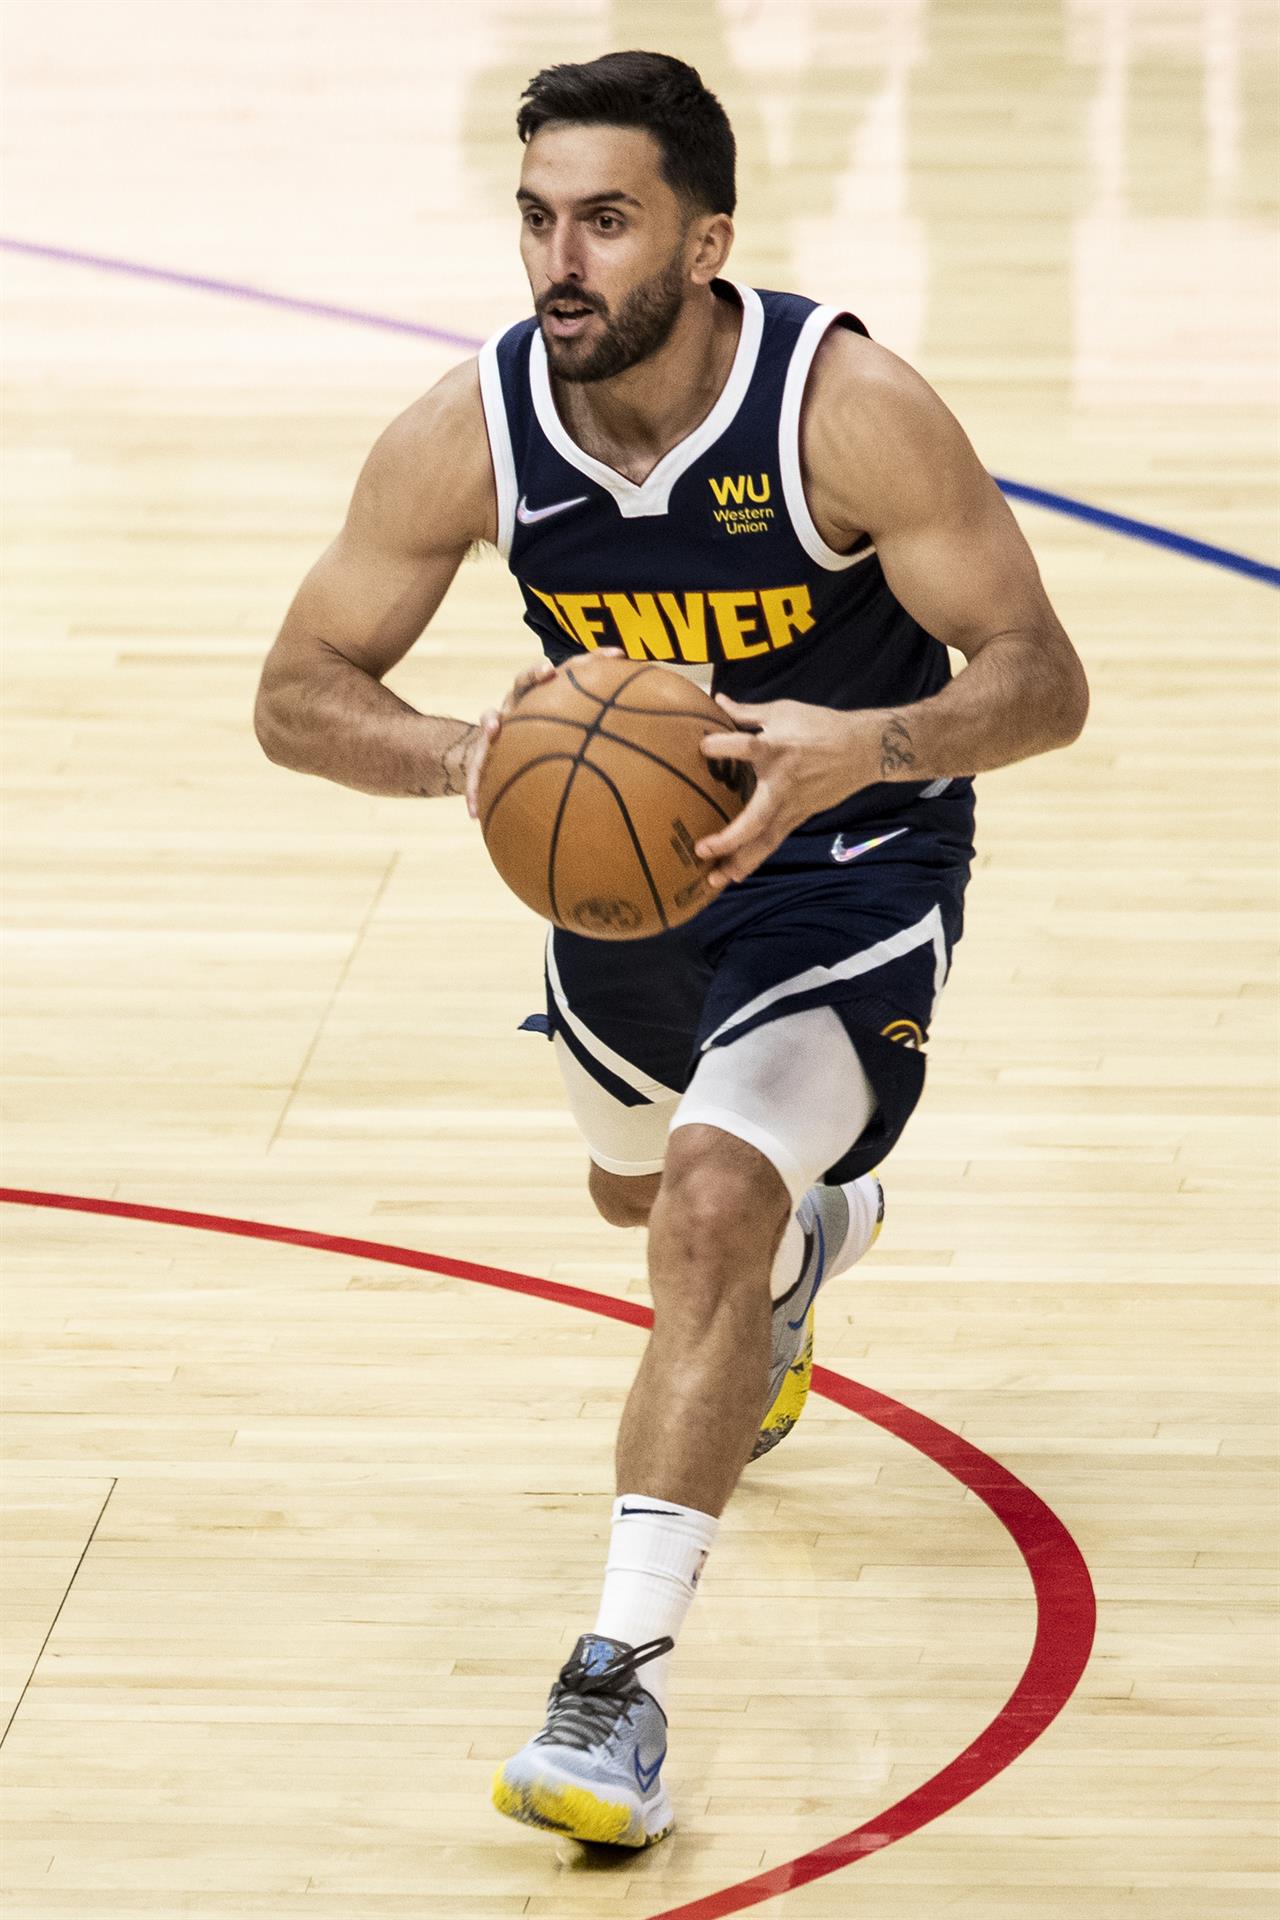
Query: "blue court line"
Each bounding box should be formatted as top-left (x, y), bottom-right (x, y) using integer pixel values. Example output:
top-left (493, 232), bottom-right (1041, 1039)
top-left (994, 478), bottom-right (1279, 587)
top-left (4, 233), bottom-right (1277, 589)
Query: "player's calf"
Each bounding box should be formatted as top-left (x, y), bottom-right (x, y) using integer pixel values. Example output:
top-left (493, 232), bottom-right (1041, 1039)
top-left (587, 1163), bottom-right (661, 1229)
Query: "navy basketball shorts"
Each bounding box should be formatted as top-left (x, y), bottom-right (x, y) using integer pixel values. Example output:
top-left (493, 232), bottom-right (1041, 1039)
top-left (532, 811), bottom-right (974, 1198)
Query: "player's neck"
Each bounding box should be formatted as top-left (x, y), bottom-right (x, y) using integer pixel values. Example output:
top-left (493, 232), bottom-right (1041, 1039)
top-left (551, 287), bottom-right (740, 486)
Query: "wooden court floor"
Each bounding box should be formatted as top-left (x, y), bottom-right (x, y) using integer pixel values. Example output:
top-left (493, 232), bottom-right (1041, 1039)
top-left (2, 1), bottom-right (1278, 1914)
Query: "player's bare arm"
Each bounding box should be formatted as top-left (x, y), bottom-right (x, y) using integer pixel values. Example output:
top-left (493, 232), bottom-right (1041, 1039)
top-left (697, 330), bottom-right (1089, 883)
top-left (254, 359), bottom-right (498, 798)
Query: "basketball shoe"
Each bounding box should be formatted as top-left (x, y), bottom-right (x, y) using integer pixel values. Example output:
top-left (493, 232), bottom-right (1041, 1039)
top-left (492, 1633), bottom-right (675, 1848)
top-left (753, 1173), bottom-right (884, 1461)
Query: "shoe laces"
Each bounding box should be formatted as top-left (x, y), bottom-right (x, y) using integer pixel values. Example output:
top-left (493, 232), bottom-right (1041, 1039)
top-left (534, 1636), bottom-right (672, 1754)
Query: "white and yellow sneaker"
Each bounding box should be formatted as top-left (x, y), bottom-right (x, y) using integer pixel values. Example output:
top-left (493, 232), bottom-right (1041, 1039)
top-left (752, 1173), bottom-right (884, 1461)
top-left (492, 1633), bottom-right (675, 1848)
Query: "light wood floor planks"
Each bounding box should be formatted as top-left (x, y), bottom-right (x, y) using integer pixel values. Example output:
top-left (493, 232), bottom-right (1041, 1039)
top-left (2, 0), bottom-right (1278, 1914)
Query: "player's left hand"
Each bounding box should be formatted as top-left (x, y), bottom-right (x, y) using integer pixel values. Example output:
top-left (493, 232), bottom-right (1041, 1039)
top-left (696, 696), bottom-right (881, 886)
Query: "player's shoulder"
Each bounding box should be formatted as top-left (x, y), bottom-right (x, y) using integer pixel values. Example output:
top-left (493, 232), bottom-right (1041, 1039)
top-left (375, 357), bottom-right (488, 468)
top-left (798, 308), bottom-right (984, 533)
top-left (356, 357), bottom-right (495, 549)
top-left (808, 323), bottom-right (949, 443)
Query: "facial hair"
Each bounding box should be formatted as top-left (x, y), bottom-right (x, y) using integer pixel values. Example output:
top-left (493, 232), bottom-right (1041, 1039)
top-left (538, 248), bottom-right (686, 384)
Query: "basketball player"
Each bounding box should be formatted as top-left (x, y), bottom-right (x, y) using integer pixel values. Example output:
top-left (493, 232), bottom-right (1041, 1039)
top-left (255, 52), bottom-right (1088, 1849)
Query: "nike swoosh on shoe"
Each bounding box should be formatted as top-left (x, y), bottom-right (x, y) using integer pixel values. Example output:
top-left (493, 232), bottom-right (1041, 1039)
top-left (786, 1215), bottom-right (826, 1330)
top-left (633, 1746), bottom-right (666, 1793)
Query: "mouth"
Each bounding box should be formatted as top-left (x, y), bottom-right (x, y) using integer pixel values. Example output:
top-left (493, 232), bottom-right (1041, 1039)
top-left (543, 300), bottom-right (599, 340)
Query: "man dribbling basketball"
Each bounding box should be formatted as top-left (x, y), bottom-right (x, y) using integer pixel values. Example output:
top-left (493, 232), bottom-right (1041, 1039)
top-left (255, 51), bottom-right (1088, 1849)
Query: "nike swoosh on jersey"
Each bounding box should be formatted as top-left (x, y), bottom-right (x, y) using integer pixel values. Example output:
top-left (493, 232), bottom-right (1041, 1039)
top-left (516, 492), bottom-right (590, 525)
top-left (830, 826), bottom-right (910, 864)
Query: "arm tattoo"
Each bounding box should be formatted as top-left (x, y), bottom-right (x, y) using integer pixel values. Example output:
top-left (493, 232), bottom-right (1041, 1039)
top-left (879, 716), bottom-right (917, 779)
top-left (440, 723), bottom-right (479, 798)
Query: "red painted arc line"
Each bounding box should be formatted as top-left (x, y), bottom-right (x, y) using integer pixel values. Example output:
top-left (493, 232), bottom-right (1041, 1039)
top-left (0, 1187), bottom-right (1096, 1920)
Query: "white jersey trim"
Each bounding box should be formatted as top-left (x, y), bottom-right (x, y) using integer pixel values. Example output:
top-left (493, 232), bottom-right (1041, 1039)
top-left (478, 326), bottom-right (519, 558)
top-left (779, 305), bottom-right (878, 572)
top-left (699, 905), bottom-right (950, 1051)
top-left (527, 282), bottom-right (765, 520)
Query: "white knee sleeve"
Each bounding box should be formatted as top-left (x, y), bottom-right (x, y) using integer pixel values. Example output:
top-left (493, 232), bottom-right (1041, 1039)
top-left (668, 1005), bottom-right (876, 1208)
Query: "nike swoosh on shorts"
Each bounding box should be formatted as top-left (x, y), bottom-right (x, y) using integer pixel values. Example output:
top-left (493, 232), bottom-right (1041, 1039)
top-left (516, 492), bottom-right (590, 525)
top-left (830, 826), bottom-right (909, 864)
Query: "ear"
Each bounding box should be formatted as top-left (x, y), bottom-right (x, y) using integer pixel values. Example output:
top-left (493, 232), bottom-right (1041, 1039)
top-left (688, 214), bottom-right (735, 286)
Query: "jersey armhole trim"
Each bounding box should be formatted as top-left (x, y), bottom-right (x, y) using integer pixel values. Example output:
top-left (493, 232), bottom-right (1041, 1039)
top-left (780, 306), bottom-right (878, 573)
top-left (478, 328), bottom-right (518, 559)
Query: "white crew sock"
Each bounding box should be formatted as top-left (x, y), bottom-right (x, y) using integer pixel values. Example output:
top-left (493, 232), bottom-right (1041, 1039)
top-left (593, 1497), bottom-right (719, 1708)
top-left (768, 1172), bottom-right (882, 1301)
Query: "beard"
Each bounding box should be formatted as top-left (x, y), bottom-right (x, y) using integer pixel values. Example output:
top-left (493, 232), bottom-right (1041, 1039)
top-left (537, 250), bottom-right (686, 383)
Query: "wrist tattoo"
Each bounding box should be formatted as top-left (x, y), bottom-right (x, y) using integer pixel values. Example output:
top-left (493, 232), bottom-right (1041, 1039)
top-left (879, 717), bottom-right (917, 779)
top-left (441, 723), bottom-right (478, 798)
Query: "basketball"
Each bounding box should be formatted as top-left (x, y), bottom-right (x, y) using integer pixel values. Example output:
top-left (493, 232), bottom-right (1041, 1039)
top-left (476, 655), bottom-right (754, 939)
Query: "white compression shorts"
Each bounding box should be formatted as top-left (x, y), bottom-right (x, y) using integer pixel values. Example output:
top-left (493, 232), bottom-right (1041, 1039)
top-left (552, 1003), bottom-right (876, 1208)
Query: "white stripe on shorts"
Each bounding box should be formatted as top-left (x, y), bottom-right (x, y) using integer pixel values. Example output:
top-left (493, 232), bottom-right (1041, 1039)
top-left (699, 905), bottom-right (951, 1052)
top-left (545, 931), bottom-right (681, 1102)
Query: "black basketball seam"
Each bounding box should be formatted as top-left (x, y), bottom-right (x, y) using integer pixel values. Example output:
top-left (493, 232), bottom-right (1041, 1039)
top-left (562, 660), bottom-right (656, 709)
top-left (548, 664), bottom-right (673, 927)
top-left (588, 726), bottom-right (735, 823)
top-left (544, 672), bottom-right (639, 921)
top-left (479, 751), bottom-right (580, 835)
top-left (498, 710), bottom-right (736, 729)
top-left (609, 702), bottom-right (732, 723)
top-left (570, 759), bottom-right (669, 932)
top-left (497, 713), bottom-right (608, 733)
top-left (489, 662), bottom-right (729, 930)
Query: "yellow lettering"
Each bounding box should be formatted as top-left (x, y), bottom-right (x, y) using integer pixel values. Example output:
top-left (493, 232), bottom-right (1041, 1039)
top-left (556, 594), bottom-right (608, 650)
top-left (746, 473), bottom-right (772, 504)
top-left (600, 593), bottom-right (675, 661)
top-left (710, 591), bottom-right (768, 659)
top-left (657, 592), bottom-right (709, 663)
top-left (759, 585), bottom-right (815, 651)
top-left (530, 582), bottom-right (815, 659)
top-left (527, 586), bottom-right (576, 639)
top-left (709, 474), bottom-right (747, 507)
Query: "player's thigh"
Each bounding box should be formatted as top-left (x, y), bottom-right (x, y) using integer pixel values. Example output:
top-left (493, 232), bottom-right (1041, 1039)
top-left (669, 1005), bottom-right (875, 1207)
top-left (544, 922), bottom-right (708, 1192)
top-left (689, 829), bottom-right (971, 1187)
top-left (551, 1030), bottom-right (678, 1181)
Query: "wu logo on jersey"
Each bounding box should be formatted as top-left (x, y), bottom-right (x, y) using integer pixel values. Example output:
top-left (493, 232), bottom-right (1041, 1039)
top-left (709, 473), bottom-right (771, 506)
top-left (710, 472), bottom-right (774, 536)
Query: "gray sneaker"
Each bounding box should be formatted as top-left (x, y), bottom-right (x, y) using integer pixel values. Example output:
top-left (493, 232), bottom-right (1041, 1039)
top-left (752, 1174), bottom-right (884, 1460)
top-left (492, 1633), bottom-right (674, 1848)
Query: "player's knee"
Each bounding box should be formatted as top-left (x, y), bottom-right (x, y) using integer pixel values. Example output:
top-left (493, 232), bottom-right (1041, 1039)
top-left (653, 1126), bottom-right (790, 1279)
top-left (588, 1163), bottom-right (660, 1229)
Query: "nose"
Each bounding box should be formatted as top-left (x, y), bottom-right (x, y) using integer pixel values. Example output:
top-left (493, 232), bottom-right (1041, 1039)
top-left (545, 223), bottom-right (585, 289)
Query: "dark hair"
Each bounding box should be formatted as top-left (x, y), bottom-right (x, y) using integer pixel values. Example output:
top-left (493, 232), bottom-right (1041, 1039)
top-left (517, 51), bottom-right (736, 217)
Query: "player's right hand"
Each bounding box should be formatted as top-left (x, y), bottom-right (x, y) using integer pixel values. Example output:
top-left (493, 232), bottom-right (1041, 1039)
top-left (464, 660), bottom-right (556, 816)
top-left (465, 652), bottom-right (624, 817)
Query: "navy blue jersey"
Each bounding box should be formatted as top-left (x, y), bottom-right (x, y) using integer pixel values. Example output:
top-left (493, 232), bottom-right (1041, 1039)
top-left (478, 278), bottom-right (975, 837)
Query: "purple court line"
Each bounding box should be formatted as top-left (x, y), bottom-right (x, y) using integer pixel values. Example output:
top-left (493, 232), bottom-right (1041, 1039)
top-left (0, 234), bottom-right (480, 351)
top-left (4, 231), bottom-right (1278, 586)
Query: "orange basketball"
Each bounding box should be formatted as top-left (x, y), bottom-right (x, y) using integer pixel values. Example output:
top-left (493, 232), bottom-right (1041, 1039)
top-left (476, 654), bottom-right (754, 939)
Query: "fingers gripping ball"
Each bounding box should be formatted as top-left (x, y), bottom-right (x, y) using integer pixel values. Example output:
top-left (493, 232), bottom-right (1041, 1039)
top-left (476, 655), bottom-right (754, 939)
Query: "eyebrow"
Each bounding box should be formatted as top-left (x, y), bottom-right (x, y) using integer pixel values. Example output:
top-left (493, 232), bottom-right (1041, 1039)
top-left (516, 187), bottom-right (644, 210)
